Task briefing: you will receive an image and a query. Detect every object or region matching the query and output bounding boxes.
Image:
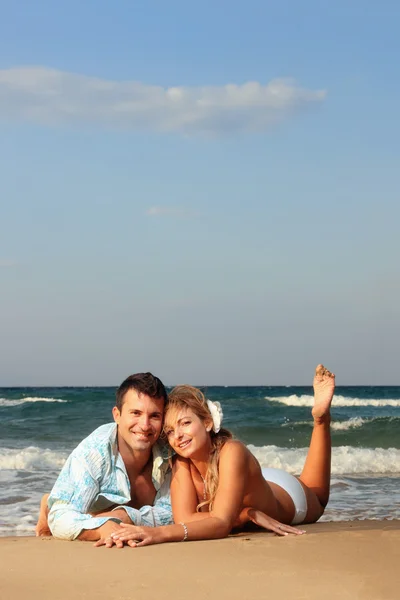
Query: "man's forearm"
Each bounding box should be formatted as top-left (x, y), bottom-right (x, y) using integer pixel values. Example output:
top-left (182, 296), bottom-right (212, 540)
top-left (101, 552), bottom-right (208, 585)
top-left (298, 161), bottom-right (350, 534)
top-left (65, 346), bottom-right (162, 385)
top-left (49, 502), bottom-right (123, 540)
top-left (71, 513), bottom-right (129, 541)
top-left (93, 508), bottom-right (132, 523)
top-left (77, 529), bottom-right (101, 541)
top-left (78, 518), bottom-right (126, 542)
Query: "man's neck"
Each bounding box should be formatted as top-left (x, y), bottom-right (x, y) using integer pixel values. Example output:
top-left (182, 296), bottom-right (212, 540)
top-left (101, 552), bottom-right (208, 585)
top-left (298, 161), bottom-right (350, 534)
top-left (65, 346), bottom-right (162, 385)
top-left (117, 435), bottom-right (153, 477)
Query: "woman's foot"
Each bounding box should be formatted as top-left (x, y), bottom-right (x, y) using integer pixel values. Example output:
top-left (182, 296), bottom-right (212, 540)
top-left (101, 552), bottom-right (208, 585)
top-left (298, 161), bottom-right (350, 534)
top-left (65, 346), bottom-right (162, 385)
top-left (312, 364), bottom-right (335, 421)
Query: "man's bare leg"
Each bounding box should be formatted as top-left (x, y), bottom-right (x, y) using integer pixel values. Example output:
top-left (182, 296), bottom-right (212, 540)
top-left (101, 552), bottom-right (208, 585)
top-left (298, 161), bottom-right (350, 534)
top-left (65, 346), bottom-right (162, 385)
top-left (299, 364), bottom-right (335, 510)
top-left (35, 493), bottom-right (51, 536)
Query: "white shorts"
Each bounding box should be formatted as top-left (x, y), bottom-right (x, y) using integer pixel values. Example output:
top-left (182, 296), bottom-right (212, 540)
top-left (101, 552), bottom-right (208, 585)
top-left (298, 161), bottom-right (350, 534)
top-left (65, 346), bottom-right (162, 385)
top-left (262, 467), bottom-right (307, 525)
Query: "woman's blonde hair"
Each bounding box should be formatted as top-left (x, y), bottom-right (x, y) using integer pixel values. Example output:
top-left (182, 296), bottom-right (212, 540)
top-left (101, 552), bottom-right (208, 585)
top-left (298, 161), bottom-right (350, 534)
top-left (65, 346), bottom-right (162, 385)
top-left (165, 385), bottom-right (232, 511)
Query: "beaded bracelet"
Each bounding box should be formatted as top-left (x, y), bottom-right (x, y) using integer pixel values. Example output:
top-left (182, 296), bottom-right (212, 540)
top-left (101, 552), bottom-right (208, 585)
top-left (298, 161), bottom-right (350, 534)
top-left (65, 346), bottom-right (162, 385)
top-left (179, 521), bottom-right (188, 541)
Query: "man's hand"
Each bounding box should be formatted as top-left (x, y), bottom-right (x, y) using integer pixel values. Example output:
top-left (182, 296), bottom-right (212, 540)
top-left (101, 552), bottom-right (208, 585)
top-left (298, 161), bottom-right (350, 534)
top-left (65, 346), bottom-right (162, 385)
top-left (110, 524), bottom-right (164, 548)
top-left (93, 521), bottom-right (126, 548)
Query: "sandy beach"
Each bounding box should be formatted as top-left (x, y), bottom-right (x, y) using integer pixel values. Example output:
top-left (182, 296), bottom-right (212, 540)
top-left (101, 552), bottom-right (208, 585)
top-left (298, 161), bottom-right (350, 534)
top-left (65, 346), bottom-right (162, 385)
top-left (1, 521), bottom-right (398, 600)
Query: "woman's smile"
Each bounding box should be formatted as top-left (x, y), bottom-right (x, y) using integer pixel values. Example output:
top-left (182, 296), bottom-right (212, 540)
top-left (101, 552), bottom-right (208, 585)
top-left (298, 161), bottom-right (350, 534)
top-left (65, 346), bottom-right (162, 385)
top-left (177, 439), bottom-right (192, 450)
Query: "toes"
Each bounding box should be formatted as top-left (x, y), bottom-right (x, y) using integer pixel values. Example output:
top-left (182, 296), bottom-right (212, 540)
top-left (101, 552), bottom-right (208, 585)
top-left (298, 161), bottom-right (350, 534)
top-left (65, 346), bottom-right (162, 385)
top-left (322, 367), bottom-right (335, 379)
top-left (315, 364), bottom-right (335, 379)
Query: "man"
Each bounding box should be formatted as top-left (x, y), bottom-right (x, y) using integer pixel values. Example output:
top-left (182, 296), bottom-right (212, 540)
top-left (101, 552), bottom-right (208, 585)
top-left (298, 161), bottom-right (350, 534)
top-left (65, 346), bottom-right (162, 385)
top-left (37, 372), bottom-right (173, 543)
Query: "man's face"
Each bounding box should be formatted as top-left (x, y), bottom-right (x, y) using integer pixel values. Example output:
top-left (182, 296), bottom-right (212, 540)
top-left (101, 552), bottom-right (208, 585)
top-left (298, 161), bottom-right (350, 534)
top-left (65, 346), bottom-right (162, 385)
top-left (112, 389), bottom-right (164, 454)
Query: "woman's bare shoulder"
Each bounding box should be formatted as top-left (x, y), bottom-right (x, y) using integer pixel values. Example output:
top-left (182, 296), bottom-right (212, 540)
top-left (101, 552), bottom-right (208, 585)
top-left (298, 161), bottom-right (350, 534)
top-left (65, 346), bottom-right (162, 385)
top-left (171, 455), bottom-right (191, 474)
top-left (219, 439), bottom-right (251, 461)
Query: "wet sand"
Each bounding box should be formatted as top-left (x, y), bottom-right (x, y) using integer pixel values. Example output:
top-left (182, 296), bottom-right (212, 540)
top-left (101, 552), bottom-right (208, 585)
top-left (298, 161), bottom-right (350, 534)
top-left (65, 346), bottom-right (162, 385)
top-left (1, 521), bottom-right (399, 600)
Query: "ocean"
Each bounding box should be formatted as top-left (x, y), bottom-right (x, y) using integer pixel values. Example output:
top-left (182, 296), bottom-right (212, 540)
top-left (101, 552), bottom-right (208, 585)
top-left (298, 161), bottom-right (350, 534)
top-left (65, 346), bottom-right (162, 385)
top-left (0, 385), bottom-right (399, 536)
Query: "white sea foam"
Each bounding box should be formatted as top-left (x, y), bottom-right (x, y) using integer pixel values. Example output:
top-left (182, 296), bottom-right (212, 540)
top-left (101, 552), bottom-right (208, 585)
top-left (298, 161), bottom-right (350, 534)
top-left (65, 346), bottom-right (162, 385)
top-left (248, 444), bottom-right (400, 475)
top-left (266, 394), bottom-right (400, 407)
top-left (282, 417), bottom-right (367, 430)
top-left (0, 397), bottom-right (67, 407)
top-left (0, 447), bottom-right (67, 471)
top-left (331, 417), bottom-right (366, 431)
top-left (3, 443), bottom-right (399, 476)
top-left (0, 514), bottom-right (39, 537)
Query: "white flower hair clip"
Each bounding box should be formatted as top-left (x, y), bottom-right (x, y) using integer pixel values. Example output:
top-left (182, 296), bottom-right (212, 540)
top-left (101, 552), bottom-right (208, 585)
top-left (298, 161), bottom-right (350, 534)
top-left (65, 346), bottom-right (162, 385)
top-left (206, 400), bottom-right (223, 433)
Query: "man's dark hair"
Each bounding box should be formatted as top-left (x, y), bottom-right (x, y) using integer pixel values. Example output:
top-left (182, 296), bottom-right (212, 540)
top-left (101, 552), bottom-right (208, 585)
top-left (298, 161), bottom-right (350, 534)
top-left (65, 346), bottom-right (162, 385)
top-left (115, 372), bottom-right (168, 411)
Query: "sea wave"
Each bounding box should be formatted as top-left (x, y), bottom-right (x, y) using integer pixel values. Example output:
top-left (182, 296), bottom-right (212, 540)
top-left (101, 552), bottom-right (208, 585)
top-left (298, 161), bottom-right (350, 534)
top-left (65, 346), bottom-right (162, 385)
top-left (248, 444), bottom-right (400, 475)
top-left (0, 397), bottom-right (67, 407)
top-left (283, 417), bottom-right (367, 431)
top-left (0, 447), bottom-right (67, 470)
top-left (2, 441), bottom-right (399, 478)
top-left (266, 394), bottom-right (400, 407)
top-left (331, 417), bottom-right (367, 431)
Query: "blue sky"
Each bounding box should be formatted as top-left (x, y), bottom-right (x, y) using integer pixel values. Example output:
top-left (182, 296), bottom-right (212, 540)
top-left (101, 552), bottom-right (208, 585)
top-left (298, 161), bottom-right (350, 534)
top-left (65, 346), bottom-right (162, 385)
top-left (1, 1), bottom-right (399, 385)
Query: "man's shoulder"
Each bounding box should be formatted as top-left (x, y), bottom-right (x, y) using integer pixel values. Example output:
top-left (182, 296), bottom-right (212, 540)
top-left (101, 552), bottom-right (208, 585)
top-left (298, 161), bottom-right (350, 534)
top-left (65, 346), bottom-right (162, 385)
top-left (151, 442), bottom-right (172, 487)
top-left (152, 442), bottom-right (171, 467)
top-left (73, 423), bottom-right (117, 456)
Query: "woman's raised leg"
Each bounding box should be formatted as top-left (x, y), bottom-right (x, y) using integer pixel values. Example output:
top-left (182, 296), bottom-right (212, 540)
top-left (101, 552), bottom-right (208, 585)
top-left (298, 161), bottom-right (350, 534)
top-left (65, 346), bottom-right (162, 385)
top-left (298, 365), bottom-right (335, 517)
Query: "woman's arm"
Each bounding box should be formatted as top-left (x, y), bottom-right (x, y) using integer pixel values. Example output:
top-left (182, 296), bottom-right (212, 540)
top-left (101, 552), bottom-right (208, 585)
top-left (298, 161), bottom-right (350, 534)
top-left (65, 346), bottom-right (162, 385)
top-left (169, 457), bottom-right (215, 522)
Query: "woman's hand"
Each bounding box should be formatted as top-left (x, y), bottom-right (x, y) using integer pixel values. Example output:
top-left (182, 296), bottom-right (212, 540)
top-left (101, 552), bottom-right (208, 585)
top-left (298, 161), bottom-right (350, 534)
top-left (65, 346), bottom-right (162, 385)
top-left (247, 509), bottom-right (306, 536)
top-left (93, 521), bottom-right (126, 547)
top-left (110, 524), bottom-right (165, 547)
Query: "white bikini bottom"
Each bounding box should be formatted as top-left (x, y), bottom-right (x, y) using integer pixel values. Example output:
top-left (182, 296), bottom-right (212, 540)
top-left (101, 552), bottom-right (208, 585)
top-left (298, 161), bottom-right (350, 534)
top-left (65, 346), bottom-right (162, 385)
top-left (262, 467), bottom-right (307, 525)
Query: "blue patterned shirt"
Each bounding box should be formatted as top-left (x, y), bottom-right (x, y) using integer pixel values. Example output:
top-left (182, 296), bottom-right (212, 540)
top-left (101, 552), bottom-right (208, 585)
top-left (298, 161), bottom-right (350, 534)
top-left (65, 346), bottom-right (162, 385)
top-left (48, 423), bottom-right (172, 540)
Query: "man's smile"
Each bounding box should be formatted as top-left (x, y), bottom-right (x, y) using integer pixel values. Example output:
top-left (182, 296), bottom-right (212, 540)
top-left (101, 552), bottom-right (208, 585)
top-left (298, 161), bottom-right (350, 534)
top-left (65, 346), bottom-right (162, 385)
top-left (132, 431), bottom-right (152, 440)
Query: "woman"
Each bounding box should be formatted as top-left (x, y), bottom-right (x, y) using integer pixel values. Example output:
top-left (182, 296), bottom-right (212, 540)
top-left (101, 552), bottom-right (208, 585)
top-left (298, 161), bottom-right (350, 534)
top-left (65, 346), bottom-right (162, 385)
top-left (104, 364), bottom-right (335, 547)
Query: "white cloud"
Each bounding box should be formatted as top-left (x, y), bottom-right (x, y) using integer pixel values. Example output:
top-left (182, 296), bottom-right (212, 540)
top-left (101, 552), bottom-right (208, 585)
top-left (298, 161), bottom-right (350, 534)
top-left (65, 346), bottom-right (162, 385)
top-left (145, 206), bottom-right (198, 218)
top-left (0, 66), bottom-right (326, 135)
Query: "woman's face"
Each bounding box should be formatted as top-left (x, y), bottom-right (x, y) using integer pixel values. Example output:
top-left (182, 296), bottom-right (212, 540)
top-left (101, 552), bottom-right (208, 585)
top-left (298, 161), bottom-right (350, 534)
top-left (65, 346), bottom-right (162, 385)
top-left (165, 407), bottom-right (212, 459)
